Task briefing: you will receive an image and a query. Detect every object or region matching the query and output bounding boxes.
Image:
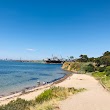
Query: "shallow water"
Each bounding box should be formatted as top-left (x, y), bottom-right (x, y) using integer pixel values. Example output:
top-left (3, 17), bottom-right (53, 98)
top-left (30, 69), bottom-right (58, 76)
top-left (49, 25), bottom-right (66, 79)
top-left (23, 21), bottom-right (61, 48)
top-left (0, 61), bottom-right (68, 96)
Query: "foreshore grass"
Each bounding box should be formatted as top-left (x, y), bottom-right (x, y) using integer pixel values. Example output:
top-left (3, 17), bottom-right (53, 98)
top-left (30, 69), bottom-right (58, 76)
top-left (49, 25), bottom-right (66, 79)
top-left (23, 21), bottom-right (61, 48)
top-left (35, 87), bottom-right (85, 104)
top-left (0, 87), bottom-right (85, 110)
top-left (0, 98), bottom-right (31, 110)
top-left (30, 100), bottom-right (57, 110)
top-left (92, 72), bottom-right (110, 90)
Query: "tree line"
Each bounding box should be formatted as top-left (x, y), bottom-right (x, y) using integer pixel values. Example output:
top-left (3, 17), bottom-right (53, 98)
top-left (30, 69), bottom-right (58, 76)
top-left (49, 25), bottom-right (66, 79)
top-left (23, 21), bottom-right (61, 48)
top-left (76, 51), bottom-right (110, 67)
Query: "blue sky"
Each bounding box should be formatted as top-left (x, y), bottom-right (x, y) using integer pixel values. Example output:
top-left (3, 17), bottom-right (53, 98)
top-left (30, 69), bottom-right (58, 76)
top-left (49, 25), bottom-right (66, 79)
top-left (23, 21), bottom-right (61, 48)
top-left (0, 0), bottom-right (110, 60)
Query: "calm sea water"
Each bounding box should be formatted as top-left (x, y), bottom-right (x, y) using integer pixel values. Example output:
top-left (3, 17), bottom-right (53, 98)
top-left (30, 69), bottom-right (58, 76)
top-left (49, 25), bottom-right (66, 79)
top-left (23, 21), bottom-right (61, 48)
top-left (0, 61), bottom-right (68, 96)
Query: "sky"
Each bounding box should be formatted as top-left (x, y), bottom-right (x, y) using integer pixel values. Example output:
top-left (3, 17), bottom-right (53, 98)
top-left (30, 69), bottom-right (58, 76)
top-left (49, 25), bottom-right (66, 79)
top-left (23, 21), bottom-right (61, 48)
top-left (0, 0), bottom-right (110, 60)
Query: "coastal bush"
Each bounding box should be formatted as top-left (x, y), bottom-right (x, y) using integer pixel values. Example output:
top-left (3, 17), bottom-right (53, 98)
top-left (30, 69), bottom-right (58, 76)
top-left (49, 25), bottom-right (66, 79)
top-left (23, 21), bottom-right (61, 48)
top-left (80, 62), bottom-right (91, 73)
top-left (92, 71), bottom-right (110, 90)
top-left (45, 105), bottom-right (54, 110)
top-left (79, 54), bottom-right (88, 62)
top-left (92, 72), bottom-right (106, 79)
top-left (101, 56), bottom-right (110, 66)
top-left (69, 62), bottom-right (81, 71)
top-left (0, 87), bottom-right (85, 110)
top-left (0, 98), bottom-right (31, 110)
top-left (98, 66), bottom-right (106, 72)
top-left (85, 64), bottom-right (95, 72)
top-left (35, 86), bottom-right (85, 104)
top-left (30, 100), bottom-right (56, 110)
top-left (62, 62), bottom-right (81, 71)
top-left (105, 66), bottom-right (110, 76)
top-left (35, 87), bottom-right (69, 104)
top-left (36, 88), bottom-right (53, 104)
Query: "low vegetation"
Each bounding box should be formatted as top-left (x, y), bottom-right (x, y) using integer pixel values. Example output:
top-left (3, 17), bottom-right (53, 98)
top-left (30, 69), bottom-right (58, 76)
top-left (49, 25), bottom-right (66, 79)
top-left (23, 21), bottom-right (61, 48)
top-left (63, 51), bottom-right (110, 91)
top-left (36, 87), bottom-right (85, 104)
top-left (0, 87), bottom-right (85, 110)
top-left (92, 72), bottom-right (110, 90)
top-left (62, 62), bottom-right (81, 72)
top-left (0, 98), bottom-right (31, 110)
top-left (92, 65), bottom-right (110, 90)
top-left (62, 62), bottom-right (95, 73)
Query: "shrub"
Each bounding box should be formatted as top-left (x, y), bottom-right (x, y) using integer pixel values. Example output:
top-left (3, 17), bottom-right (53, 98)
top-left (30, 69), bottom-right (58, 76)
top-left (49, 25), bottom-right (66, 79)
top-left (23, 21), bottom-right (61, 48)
top-left (68, 87), bottom-right (85, 94)
top-left (35, 87), bottom-right (69, 104)
top-left (35, 86), bottom-right (85, 104)
top-left (35, 89), bottom-right (53, 104)
top-left (0, 87), bottom-right (85, 110)
top-left (105, 66), bottom-right (110, 76)
top-left (32, 101), bottom-right (55, 110)
top-left (85, 64), bottom-right (95, 72)
top-left (0, 98), bottom-right (31, 110)
top-left (98, 67), bottom-right (106, 72)
top-left (45, 105), bottom-right (54, 110)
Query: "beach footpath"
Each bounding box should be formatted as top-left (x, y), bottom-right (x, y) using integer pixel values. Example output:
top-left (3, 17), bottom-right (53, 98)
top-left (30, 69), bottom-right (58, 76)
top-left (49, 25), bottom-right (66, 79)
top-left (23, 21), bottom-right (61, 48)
top-left (58, 74), bottom-right (110, 110)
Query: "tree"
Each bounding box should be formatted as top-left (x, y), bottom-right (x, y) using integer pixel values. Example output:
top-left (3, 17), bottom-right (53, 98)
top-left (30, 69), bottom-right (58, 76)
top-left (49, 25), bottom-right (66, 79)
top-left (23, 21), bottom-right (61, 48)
top-left (79, 55), bottom-right (88, 62)
top-left (97, 51), bottom-right (110, 66)
top-left (88, 57), bottom-right (95, 62)
top-left (95, 57), bottom-right (102, 66)
top-left (103, 51), bottom-right (110, 56)
top-left (101, 56), bottom-right (110, 66)
top-left (93, 51), bottom-right (110, 67)
top-left (70, 56), bottom-right (74, 61)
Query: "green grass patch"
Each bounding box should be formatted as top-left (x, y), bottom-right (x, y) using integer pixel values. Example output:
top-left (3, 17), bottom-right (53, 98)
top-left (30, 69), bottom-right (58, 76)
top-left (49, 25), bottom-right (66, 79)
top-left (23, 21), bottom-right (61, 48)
top-left (92, 72), bottom-right (110, 90)
top-left (35, 86), bottom-right (85, 104)
top-left (101, 77), bottom-right (110, 89)
top-left (0, 98), bottom-right (31, 110)
top-left (92, 72), bottom-right (106, 79)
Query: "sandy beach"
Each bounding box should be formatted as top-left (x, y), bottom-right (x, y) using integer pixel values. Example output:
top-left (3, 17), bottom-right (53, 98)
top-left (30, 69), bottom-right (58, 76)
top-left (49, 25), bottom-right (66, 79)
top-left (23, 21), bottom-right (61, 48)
top-left (1, 73), bottom-right (110, 110)
top-left (0, 83), bottom-right (52, 105)
top-left (0, 74), bottom-right (70, 105)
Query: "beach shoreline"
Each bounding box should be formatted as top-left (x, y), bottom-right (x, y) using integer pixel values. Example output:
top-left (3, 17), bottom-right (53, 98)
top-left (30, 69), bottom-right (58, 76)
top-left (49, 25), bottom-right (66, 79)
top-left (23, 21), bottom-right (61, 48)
top-left (0, 72), bottom-right (72, 105)
top-left (1, 73), bottom-right (110, 110)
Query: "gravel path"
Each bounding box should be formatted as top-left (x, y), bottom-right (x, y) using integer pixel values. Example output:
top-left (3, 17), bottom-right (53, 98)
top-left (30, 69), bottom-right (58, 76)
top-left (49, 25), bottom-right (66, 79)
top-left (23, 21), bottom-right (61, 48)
top-left (58, 74), bottom-right (110, 110)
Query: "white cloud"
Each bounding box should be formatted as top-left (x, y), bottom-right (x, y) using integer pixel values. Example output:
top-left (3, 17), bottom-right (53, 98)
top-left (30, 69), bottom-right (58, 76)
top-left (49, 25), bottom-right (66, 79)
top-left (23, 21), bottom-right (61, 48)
top-left (26, 48), bottom-right (36, 52)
